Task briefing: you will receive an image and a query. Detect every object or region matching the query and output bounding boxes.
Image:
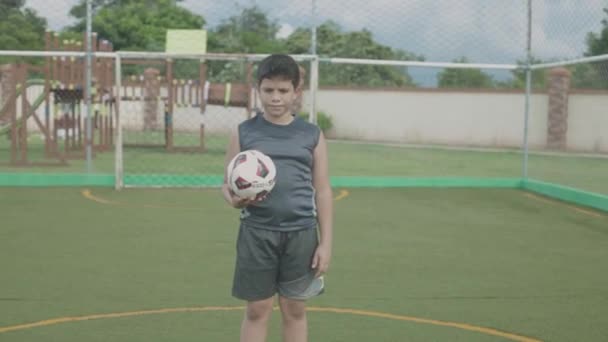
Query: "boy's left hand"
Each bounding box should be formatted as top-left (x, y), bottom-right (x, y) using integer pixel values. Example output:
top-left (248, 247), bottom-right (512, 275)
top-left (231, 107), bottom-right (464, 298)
top-left (312, 244), bottom-right (332, 278)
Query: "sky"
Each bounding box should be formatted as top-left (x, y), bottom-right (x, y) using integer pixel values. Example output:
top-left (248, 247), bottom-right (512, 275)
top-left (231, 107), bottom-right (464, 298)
top-left (26, 0), bottom-right (608, 65)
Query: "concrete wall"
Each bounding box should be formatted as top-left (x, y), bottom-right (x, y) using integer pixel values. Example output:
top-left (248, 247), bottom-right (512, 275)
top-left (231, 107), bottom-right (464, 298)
top-left (309, 88), bottom-right (608, 152)
top-left (567, 94), bottom-right (608, 152)
top-left (15, 85), bottom-right (608, 153)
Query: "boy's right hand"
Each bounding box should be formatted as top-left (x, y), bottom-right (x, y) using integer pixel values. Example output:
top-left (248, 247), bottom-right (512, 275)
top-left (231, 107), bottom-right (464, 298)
top-left (226, 187), bottom-right (268, 208)
top-left (230, 195), bottom-right (256, 208)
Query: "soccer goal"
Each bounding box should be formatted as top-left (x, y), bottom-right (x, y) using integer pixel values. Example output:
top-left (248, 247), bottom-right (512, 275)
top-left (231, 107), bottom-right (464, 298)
top-left (113, 50), bottom-right (318, 188)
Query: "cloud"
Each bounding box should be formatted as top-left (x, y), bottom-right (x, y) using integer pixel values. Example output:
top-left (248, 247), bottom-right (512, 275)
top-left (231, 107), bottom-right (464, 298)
top-left (307, 0), bottom-right (605, 63)
top-left (531, 0), bottom-right (606, 60)
top-left (26, 0), bottom-right (78, 31)
top-left (24, 0), bottom-right (608, 63)
top-left (276, 23), bottom-right (295, 39)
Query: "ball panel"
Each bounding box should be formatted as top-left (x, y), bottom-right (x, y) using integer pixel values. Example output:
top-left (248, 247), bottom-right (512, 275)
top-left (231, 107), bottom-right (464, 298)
top-left (227, 150), bottom-right (276, 199)
top-left (257, 159), bottom-right (269, 177)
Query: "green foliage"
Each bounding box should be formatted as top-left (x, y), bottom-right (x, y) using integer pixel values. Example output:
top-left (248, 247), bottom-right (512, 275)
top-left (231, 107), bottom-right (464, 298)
top-left (206, 60), bottom-right (251, 84)
top-left (490, 7), bottom-right (608, 90)
top-left (209, 6), bottom-right (283, 53)
top-left (581, 7), bottom-right (608, 89)
top-left (0, 0), bottom-right (26, 8)
top-left (298, 111), bottom-right (333, 134)
top-left (437, 57), bottom-right (495, 89)
top-left (586, 8), bottom-right (608, 56)
top-left (0, 0), bottom-right (46, 63)
top-left (285, 21), bottom-right (422, 87)
top-left (65, 0), bottom-right (205, 78)
top-left (207, 6), bottom-right (286, 83)
top-left (492, 56), bottom-right (548, 90)
top-left (68, 0), bottom-right (205, 51)
top-left (569, 62), bottom-right (608, 89)
top-left (10, 1), bottom-right (603, 91)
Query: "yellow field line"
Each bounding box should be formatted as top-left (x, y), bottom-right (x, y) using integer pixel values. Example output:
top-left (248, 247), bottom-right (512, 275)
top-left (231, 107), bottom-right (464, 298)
top-left (81, 189), bottom-right (113, 205)
top-left (334, 189), bottom-right (349, 201)
top-left (81, 189), bottom-right (204, 210)
top-left (0, 307), bottom-right (245, 334)
top-left (523, 192), bottom-right (604, 218)
top-left (81, 188), bottom-right (351, 208)
top-left (0, 306), bottom-right (542, 341)
top-left (309, 307), bottom-right (542, 342)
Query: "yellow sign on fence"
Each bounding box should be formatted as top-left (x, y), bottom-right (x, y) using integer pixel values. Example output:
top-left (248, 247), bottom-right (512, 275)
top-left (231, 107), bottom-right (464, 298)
top-left (165, 29), bottom-right (207, 54)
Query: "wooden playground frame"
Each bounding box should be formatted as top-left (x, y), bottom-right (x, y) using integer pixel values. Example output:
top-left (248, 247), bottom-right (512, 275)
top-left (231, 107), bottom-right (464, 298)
top-left (0, 31), bottom-right (114, 167)
top-left (0, 32), bottom-right (254, 166)
top-left (120, 59), bottom-right (253, 153)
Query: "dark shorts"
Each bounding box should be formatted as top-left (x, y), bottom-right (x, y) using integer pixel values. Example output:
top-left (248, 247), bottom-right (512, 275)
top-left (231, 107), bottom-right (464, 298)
top-left (232, 223), bottom-right (325, 301)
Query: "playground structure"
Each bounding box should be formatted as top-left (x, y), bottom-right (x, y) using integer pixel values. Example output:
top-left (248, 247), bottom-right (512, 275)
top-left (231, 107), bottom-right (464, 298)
top-left (118, 29), bottom-right (254, 153)
top-left (120, 58), bottom-right (254, 153)
top-left (0, 31), bottom-right (114, 167)
top-left (0, 29), bottom-right (254, 166)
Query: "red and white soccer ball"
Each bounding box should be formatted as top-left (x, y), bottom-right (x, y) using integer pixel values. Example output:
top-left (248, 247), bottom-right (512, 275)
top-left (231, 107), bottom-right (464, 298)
top-left (227, 150), bottom-right (276, 200)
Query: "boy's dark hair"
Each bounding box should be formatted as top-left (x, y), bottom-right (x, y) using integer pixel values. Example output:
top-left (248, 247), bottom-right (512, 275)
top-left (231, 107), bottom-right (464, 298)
top-left (256, 54), bottom-right (300, 89)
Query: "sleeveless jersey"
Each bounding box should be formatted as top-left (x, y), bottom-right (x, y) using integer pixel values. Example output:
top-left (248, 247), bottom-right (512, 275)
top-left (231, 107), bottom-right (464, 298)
top-left (238, 114), bottom-right (320, 231)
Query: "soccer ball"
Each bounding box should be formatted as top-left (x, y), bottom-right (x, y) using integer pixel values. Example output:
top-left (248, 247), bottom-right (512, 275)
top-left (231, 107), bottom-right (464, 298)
top-left (227, 150), bottom-right (276, 200)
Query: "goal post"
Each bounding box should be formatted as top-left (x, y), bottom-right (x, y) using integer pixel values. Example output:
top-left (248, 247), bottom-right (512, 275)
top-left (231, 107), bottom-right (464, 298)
top-left (113, 52), bottom-right (317, 188)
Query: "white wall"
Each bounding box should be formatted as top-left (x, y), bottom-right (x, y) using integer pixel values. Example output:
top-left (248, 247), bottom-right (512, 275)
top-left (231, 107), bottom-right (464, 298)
top-left (308, 89), bottom-right (607, 153)
top-left (568, 94), bottom-right (608, 152)
top-left (15, 86), bottom-right (608, 153)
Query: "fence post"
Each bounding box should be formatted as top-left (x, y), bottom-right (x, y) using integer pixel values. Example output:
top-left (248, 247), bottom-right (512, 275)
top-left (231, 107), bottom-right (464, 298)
top-left (143, 68), bottom-right (160, 131)
top-left (0, 64), bottom-right (16, 164)
top-left (546, 67), bottom-right (571, 150)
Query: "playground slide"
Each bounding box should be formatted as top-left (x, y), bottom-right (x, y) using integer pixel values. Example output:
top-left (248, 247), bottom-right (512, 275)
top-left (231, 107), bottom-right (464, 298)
top-left (0, 79), bottom-right (47, 136)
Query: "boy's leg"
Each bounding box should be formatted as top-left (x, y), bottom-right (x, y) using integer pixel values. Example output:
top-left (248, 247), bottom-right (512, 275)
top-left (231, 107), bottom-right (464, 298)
top-left (241, 297), bottom-right (275, 342)
top-left (232, 225), bottom-right (281, 341)
top-left (276, 228), bottom-right (323, 342)
top-left (278, 296), bottom-right (307, 342)
top-left (277, 228), bottom-right (324, 300)
top-left (233, 224), bottom-right (280, 300)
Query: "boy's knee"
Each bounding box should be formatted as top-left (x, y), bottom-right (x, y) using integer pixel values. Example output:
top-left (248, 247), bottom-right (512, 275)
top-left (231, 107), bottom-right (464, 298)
top-left (279, 297), bottom-right (307, 321)
top-left (245, 299), bottom-right (274, 322)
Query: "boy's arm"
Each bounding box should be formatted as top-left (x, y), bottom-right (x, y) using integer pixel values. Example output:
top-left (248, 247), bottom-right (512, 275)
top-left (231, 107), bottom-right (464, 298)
top-left (221, 130), bottom-right (253, 208)
top-left (312, 132), bottom-right (333, 277)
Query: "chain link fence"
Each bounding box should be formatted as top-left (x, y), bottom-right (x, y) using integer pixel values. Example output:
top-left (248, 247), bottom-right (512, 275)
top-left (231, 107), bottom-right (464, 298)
top-left (0, 0), bottom-right (607, 192)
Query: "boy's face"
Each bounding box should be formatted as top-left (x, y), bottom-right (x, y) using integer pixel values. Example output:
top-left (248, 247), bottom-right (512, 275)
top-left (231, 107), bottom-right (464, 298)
top-left (258, 76), bottom-right (298, 118)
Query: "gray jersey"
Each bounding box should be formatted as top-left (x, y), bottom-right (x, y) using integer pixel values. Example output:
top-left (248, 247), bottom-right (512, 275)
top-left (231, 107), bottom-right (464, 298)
top-left (238, 114), bottom-right (320, 231)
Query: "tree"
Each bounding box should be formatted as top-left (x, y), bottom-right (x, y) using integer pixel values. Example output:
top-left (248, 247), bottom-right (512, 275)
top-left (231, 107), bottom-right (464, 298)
top-left (0, 0), bottom-right (46, 56)
top-left (68, 0), bottom-right (205, 51)
top-left (586, 8), bottom-right (608, 57)
top-left (210, 6), bottom-right (284, 53)
top-left (66, 0), bottom-right (206, 78)
top-left (569, 62), bottom-right (606, 89)
top-left (437, 57), bottom-right (495, 88)
top-left (501, 56), bottom-right (548, 90)
top-left (581, 7), bottom-right (608, 89)
top-left (68, 0), bottom-right (116, 19)
top-left (207, 6), bottom-right (287, 83)
top-left (285, 21), bottom-right (423, 87)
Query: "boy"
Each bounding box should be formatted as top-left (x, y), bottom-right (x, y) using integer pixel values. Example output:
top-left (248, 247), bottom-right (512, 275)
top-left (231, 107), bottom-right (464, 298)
top-left (222, 54), bottom-right (333, 342)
